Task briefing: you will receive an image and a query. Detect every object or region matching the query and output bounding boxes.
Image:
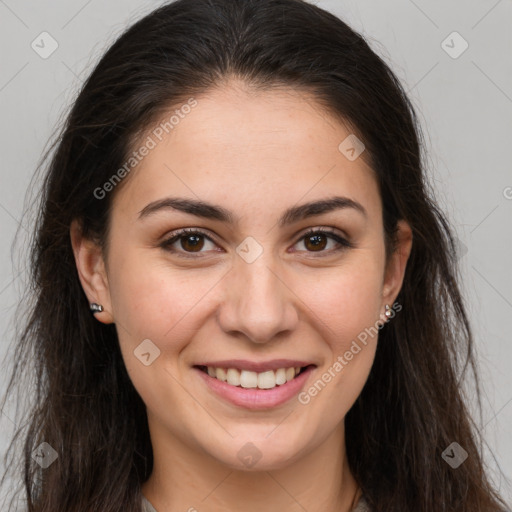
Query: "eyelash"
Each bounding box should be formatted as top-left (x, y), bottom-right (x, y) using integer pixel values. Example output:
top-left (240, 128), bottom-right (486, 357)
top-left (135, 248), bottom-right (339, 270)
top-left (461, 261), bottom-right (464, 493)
top-left (159, 227), bottom-right (353, 258)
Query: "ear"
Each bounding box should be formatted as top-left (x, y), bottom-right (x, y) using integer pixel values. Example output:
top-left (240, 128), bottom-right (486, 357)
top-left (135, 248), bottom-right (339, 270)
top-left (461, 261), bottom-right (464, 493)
top-left (381, 219), bottom-right (413, 314)
top-left (70, 219), bottom-right (114, 324)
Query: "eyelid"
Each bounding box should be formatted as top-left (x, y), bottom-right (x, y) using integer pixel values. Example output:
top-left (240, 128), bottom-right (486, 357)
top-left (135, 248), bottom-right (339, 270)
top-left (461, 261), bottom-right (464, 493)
top-left (159, 227), bottom-right (219, 258)
top-left (159, 226), bottom-right (353, 257)
top-left (292, 227), bottom-right (353, 253)
top-left (298, 226), bottom-right (348, 241)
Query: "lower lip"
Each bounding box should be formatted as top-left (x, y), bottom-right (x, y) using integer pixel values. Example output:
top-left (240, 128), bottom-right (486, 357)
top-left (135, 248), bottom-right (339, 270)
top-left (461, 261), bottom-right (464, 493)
top-left (194, 366), bottom-right (315, 410)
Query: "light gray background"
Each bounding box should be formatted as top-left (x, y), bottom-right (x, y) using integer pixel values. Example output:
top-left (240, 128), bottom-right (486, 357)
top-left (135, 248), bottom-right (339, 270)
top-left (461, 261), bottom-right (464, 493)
top-left (0, 0), bottom-right (510, 508)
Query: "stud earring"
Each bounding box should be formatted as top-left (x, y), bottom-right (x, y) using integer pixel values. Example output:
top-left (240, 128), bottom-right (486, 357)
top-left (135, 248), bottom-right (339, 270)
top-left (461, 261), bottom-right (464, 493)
top-left (90, 303), bottom-right (104, 314)
top-left (384, 304), bottom-right (392, 320)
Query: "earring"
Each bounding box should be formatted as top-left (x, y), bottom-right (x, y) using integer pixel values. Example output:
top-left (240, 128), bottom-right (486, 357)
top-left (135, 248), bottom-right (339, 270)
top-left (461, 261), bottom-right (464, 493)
top-left (90, 303), bottom-right (104, 314)
top-left (384, 304), bottom-right (392, 320)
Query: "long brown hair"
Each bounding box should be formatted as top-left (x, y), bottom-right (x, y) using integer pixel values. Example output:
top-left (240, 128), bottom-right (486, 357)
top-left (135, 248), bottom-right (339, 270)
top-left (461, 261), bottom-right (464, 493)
top-left (1, 0), bottom-right (508, 510)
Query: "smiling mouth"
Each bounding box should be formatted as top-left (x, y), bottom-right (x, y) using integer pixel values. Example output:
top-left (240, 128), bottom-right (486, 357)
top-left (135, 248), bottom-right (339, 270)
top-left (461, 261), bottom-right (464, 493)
top-left (194, 364), bottom-right (315, 390)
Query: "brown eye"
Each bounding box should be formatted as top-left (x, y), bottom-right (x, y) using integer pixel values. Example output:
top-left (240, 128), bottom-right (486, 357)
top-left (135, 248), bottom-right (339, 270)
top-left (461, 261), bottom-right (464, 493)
top-left (160, 228), bottom-right (218, 257)
top-left (303, 232), bottom-right (328, 251)
top-left (180, 233), bottom-right (205, 252)
top-left (293, 229), bottom-right (352, 254)
top-left (160, 227), bottom-right (352, 258)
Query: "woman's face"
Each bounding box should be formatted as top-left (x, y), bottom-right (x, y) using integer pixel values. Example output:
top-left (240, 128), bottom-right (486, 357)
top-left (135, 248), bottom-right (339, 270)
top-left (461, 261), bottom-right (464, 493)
top-left (74, 80), bottom-right (412, 471)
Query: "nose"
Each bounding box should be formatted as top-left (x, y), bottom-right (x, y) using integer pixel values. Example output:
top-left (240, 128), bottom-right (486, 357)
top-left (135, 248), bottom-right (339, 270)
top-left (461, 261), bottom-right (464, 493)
top-left (216, 254), bottom-right (299, 344)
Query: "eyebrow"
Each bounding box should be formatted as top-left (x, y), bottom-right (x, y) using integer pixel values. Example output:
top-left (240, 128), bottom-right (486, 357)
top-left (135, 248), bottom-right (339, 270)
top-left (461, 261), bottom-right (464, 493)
top-left (138, 195), bottom-right (367, 227)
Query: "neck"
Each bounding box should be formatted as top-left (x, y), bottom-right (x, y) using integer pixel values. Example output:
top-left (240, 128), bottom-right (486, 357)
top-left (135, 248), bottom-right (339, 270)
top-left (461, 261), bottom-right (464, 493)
top-left (141, 414), bottom-right (359, 512)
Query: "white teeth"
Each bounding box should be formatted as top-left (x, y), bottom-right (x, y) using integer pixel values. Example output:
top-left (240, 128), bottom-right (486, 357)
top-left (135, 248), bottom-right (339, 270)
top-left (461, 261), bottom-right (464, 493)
top-left (226, 368), bottom-right (241, 386)
top-left (240, 370), bottom-right (258, 388)
top-left (215, 367), bottom-right (227, 382)
top-left (204, 366), bottom-right (304, 390)
top-left (257, 370), bottom-right (276, 389)
top-left (285, 367), bottom-right (295, 382)
top-left (275, 368), bottom-right (287, 386)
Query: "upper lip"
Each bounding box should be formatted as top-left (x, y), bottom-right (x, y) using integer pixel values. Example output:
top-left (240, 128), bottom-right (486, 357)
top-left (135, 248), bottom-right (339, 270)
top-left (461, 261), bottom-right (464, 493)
top-left (194, 359), bottom-right (316, 373)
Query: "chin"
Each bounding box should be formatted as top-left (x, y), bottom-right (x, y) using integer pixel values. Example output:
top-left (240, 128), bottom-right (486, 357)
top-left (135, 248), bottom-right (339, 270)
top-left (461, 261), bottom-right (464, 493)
top-left (207, 435), bottom-right (305, 472)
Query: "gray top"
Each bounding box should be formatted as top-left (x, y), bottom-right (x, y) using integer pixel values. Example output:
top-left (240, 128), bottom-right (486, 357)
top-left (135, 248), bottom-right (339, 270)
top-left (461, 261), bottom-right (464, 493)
top-left (141, 495), bottom-right (157, 512)
top-left (141, 493), bottom-right (370, 511)
top-left (354, 495), bottom-right (371, 511)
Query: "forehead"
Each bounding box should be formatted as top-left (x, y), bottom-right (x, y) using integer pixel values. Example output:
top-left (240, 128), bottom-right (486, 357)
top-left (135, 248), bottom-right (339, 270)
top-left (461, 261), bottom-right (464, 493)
top-left (114, 82), bottom-right (381, 222)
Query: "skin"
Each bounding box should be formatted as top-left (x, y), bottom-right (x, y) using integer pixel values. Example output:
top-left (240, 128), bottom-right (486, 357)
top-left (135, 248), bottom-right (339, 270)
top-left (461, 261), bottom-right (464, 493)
top-left (71, 79), bottom-right (413, 512)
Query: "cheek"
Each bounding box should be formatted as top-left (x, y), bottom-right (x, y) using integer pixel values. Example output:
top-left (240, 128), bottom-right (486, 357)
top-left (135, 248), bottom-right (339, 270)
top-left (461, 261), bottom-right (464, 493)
top-left (295, 262), bottom-right (382, 415)
top-left (299, 255), bottom-right (384, 347)
top-left (108, 259), bottom-right (212, 402)
top-left (108, 252), bottom-right (221, 356)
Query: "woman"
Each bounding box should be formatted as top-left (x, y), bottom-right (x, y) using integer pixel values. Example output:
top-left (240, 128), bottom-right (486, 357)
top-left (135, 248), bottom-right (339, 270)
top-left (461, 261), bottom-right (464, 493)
top-left (0, 0), bottom-right (508, 510)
